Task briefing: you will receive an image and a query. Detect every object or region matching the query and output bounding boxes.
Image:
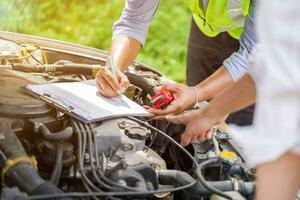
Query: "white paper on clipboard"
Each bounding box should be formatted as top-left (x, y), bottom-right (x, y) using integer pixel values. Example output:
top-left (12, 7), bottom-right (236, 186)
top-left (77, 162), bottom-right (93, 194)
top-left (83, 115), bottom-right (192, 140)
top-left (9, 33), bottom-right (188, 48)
top-left (26, 80), bottom-right (151, 122)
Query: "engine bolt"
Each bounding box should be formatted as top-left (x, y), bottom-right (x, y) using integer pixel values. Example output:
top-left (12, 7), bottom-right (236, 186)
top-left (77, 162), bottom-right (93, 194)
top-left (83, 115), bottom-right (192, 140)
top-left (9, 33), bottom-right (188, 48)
top-left (117, 179), bottom-right (127, 186)
top-left (121, 143), bottom-right (134, 152)
top-left (118, 121), bottom-right (128, 129)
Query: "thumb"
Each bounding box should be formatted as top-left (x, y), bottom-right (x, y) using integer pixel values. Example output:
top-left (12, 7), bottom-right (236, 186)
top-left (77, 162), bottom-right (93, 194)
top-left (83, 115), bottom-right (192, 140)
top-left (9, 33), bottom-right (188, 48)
top-left (180, 131), bottom-right (193, 147)
top-left (161, 84), bottom-right (181, 93)
top-left (118, 72), bottom-right (130, 93)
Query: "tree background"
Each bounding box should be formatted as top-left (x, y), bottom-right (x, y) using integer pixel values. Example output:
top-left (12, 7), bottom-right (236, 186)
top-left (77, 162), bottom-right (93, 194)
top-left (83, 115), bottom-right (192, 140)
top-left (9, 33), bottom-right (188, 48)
top-left (0, 0), bottom-right (190, 82)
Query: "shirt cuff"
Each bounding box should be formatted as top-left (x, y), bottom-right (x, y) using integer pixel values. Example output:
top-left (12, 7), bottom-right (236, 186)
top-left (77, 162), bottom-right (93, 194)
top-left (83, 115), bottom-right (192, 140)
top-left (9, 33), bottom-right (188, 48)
top-left (223, 52), bottom-right (248, 81)
top-left (112, 31), bottom-right (146, 46)
top-left (112, 22), bottom-right (148, 46)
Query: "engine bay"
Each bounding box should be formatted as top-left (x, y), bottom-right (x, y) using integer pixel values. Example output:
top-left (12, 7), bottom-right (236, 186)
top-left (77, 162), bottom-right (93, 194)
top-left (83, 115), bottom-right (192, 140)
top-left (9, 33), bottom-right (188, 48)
top-left (0, 31), bottom-right (255, 200)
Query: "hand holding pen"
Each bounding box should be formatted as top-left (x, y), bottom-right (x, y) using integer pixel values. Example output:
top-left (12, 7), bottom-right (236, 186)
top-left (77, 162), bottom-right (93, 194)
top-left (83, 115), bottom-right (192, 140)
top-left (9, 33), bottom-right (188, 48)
top-left (95, 56), bottom-right (130, 98)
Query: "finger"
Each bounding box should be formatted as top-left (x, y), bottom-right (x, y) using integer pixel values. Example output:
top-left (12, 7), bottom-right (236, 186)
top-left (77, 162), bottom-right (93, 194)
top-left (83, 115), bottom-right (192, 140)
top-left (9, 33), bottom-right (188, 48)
top-left (165, 113), bottom-right (188, 124)
top-left (195, 130), bottom-right (207, 141)
top-left (204, 130), bottom-right (213, 140)
top-left (119, 74), bottom-right (130, 93)
top-left (196, 130), bottom-right (211, 141)
top-left (180, 131), bottom-right (193, 147)
top-left (143, 105), bottom-right (151, 110)
top-left (96, 75), bottom-right (117, 97)
top-left (102, 68), bottom-right (121, 95)
top-left (196, 134), bottom-right (204, 141)
top-left (149, 102), bottom-right (181, 116)
top-left (161, 84), bottom-right (181, 93)
top-left (151, 115), bottom-right (167, 120)
top-left (200, 133), bottom-right (206, 141)
top-left (96, 80), bottom-right (106, 97)
top-left (190, 135), bottom-right (200, 144)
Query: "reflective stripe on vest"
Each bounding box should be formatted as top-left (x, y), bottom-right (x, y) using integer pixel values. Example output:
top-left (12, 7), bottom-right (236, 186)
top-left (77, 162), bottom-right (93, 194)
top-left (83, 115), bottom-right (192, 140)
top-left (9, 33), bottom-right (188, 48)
top-left (184, 0), bottom-right (251, 39)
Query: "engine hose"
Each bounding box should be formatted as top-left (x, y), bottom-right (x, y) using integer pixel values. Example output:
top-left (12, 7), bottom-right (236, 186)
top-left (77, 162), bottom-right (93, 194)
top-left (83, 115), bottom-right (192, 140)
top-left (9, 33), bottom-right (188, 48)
top-left (30, 182), bottom-right (67, 196)
top-left (8, 63), bottom-right (102, 76)
top-left (125, 72), bottom-right (156, 96)
top-left (197, 159), bottom-right (233, 200)
top-left (0, 120), bottom-right (71, 199)
top-left (57, 63), bottom-right (101, 75)
top-left (37, 124), bottom-right (72, 186)
top-left (37, 124), bottom-right (73, 142)
top-left (49, 143), bottom-right (63, 185)
top-left (158, 169), bottom-right (255, 196)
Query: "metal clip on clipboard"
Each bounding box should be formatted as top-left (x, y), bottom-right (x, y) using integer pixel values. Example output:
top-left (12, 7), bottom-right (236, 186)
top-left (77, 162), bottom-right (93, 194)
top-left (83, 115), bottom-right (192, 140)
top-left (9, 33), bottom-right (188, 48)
top-left (40, 93), bottom-right (74, 113)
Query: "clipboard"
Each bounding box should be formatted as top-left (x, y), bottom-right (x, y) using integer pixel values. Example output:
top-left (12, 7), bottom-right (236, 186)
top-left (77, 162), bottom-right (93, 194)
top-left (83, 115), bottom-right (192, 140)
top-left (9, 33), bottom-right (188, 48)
top-left (26, 89), bottom-right (92, 123)
top-left (26, 80), bottom-right (151, 123)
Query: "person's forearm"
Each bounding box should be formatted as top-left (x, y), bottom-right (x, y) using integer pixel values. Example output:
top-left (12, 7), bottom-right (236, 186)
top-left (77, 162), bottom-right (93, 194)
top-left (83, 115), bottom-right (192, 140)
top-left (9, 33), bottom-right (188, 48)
top-left (207, 74), bottom-right (256, 119)
top-left (109, 36), bottom-right (142, 71)
top-left (195, 66), bottom-right (235, 101)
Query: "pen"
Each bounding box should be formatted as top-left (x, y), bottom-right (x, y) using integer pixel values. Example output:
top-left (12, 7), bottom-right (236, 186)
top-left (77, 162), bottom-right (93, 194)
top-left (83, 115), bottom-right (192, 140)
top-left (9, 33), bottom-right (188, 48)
top-left (107, 55), bottom-right (122, 94)
top-left (107, 55), bottom-right (117, 80)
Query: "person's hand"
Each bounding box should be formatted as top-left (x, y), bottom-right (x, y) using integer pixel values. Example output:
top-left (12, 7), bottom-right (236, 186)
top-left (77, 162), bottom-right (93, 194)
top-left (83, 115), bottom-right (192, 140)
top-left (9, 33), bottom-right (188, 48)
top-left (95, 66), bottom-right (130, 98)
top-left (166, 105), bottom-right (227, 146)
top-left (149, 83), bottom-right (198, 118)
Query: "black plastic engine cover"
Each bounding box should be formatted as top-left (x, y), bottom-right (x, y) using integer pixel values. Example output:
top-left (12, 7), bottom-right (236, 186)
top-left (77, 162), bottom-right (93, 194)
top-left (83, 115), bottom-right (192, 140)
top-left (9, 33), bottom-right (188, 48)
top-left (0, 69), bottom-right (52, 118)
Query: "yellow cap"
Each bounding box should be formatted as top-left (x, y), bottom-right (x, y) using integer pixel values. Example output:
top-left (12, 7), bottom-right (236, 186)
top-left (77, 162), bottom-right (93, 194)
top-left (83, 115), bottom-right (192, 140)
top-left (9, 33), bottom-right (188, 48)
top-left (220, 151), bottom-right (238, 161)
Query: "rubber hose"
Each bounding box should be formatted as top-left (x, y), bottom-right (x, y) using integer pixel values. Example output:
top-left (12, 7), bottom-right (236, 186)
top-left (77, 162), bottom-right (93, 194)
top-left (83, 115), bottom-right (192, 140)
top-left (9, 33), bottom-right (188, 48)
top-left (58, 64), bottom-right (99, 75)
top-left (0, 120), bottom-right (72, 199)
top-left (125, 72), bottom-right (156, 96)
top-left (49, 144), bottom-right (63, 185)
top-left (38, 124), bottom-right (73, 142)
top-left (158, 169), bottom-right (254, 196)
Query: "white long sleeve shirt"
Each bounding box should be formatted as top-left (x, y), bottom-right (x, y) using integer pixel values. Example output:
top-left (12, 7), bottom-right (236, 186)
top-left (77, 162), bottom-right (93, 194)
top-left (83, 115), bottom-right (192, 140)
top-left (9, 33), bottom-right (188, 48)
top-left (230, 0), bottom-right (300, 166)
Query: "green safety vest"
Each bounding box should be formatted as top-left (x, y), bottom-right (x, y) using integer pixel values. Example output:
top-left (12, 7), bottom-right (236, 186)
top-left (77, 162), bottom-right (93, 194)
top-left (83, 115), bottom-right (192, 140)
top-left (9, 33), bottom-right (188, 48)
top-left (183, 0), bottom-right (251, 39)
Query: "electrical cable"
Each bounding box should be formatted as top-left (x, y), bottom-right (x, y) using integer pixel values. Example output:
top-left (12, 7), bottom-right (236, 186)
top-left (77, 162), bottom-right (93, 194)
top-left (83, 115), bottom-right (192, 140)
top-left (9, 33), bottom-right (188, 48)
top-left (77, 122), bottom-right (108, 200)
top-left (28, 117), bottom-right (198, 199)
top-left (85, 125), bottom-right (120, 192)
top-left (127, 117), bottom-right (232, 200)
top-left (126, 117), bottom-right (198, 168)
top-left (87, 124), bottom-right (138, 192)
top-left (84, 123), bottom-right (119, 200)
top-left (72, 121), bottom-right (105, 200)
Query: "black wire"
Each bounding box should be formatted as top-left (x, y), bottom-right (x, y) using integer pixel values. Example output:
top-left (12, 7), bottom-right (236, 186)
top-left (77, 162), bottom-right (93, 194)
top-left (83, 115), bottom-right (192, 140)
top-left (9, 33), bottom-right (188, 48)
top-left (85, 125), bottom-right (121, 197)
top-left (28, 117), bottom-right (198, 199)
top-left (87, 123), bottom-right (137, 192)
top-left (72, 121), bottom-right (105, 200)
top-left (84, 123), bottom-right (119, 200)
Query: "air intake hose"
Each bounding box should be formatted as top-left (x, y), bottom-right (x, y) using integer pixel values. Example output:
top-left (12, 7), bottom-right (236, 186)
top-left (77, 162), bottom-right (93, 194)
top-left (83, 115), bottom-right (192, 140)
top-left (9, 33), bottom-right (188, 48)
top-left (0, 120), bottom-right (72, 199)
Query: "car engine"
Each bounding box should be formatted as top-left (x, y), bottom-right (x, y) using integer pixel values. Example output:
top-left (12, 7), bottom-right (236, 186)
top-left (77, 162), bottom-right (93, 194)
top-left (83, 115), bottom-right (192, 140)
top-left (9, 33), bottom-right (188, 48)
top-left (0, 31), bottom-right (255, 200)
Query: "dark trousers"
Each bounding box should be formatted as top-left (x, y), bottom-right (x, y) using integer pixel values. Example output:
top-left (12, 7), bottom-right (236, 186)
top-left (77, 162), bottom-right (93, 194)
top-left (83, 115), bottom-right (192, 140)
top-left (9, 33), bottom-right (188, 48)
top-left (186, 19), bottom-right (254, 126)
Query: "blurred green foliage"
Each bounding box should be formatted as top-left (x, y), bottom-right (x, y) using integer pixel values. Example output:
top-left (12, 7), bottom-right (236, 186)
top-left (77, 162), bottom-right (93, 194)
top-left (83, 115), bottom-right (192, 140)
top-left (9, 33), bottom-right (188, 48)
top-left (0, 0), bottom-right (190, 82)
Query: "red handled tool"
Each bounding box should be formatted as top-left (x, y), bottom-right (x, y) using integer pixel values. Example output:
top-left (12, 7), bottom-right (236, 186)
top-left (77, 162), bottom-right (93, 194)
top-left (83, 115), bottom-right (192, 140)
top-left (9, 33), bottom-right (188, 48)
top-left (150, 90), bottom-right (174, 109)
